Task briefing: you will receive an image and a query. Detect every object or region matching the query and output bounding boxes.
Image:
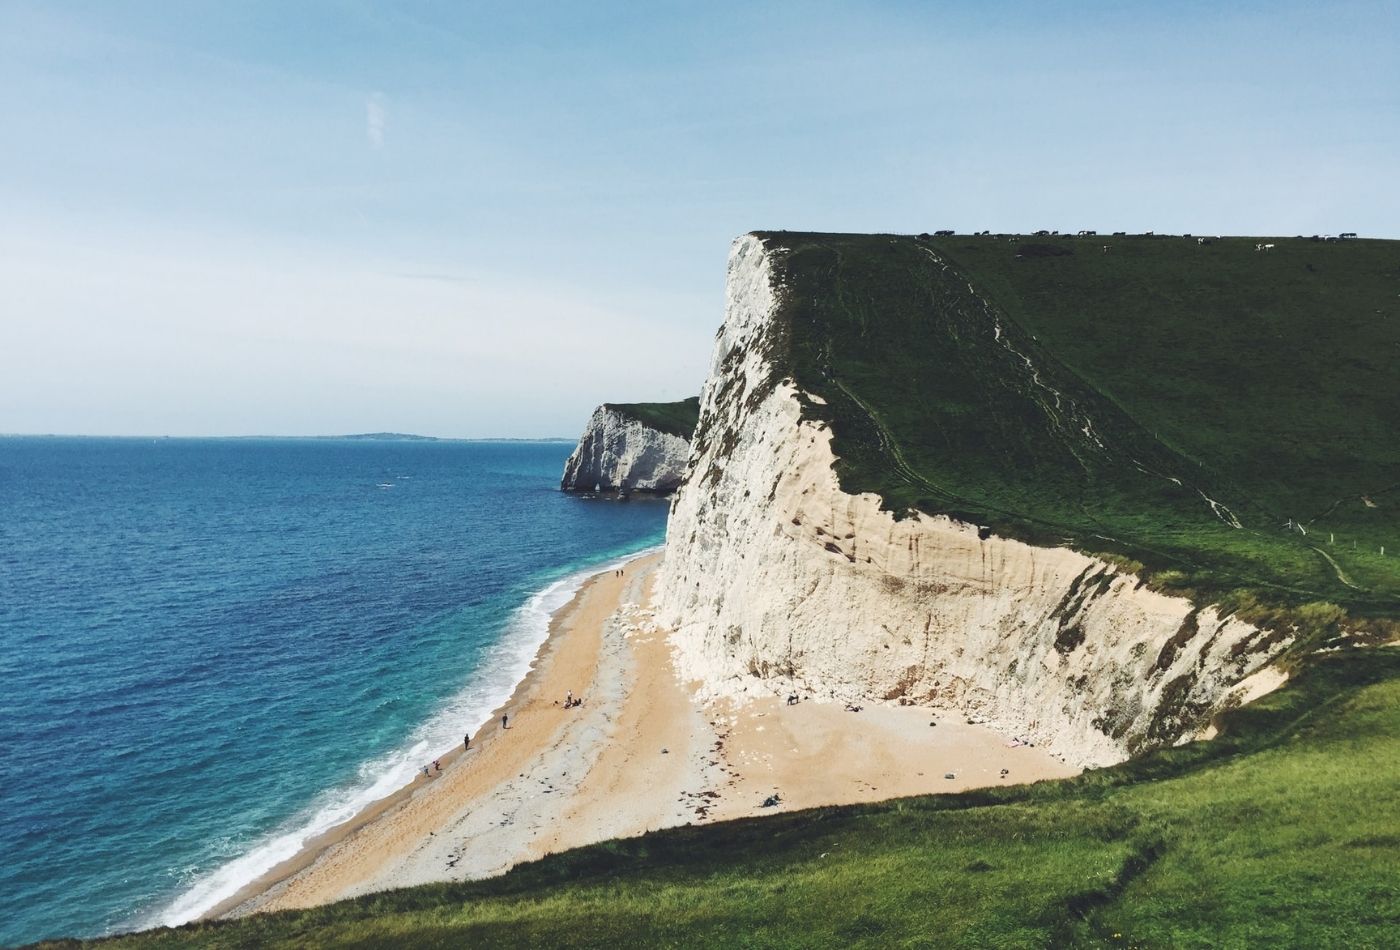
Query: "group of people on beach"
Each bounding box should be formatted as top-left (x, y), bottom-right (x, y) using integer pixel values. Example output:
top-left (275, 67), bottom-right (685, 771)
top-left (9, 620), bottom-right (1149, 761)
top-left (428, 679), bottom-right (590, 782)
top-left (414, 563), bottom-right (631, 784)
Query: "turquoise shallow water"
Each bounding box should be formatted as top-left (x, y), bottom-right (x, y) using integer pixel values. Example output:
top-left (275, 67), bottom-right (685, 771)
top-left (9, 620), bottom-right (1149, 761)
top-left (0, 437), bottom-right (668, 946)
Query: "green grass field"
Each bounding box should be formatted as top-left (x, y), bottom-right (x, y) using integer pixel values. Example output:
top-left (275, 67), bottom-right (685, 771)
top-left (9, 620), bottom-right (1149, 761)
top-left (757, 231), bottom-right (1400, 617)
top-left (58, 649), bottom-right (1400, 949)
top-left (606, 397), bottom-right (701, 440)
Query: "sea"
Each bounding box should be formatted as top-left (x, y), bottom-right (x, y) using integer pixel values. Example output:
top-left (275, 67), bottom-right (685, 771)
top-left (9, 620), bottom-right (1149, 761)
top-left (0, 436), bottom-right (669, 947)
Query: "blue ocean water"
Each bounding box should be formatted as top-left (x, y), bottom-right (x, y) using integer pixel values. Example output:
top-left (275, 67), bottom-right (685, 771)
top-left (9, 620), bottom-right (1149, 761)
top-left (0, 437), bottom-right (667, 946)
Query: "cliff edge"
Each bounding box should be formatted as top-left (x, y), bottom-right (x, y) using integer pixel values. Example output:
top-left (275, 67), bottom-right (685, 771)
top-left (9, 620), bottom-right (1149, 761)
top-left (655, 234), bottom-right (1339, 768)
top-left (561, 398), bottom-right (699, 495)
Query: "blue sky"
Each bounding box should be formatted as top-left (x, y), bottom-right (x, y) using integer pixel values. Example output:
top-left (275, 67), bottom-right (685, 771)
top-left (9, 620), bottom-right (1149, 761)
top-left (2, 1), bottom-right (1396, 437)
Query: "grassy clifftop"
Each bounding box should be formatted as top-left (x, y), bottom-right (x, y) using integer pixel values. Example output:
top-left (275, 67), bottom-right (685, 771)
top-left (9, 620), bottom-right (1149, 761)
top-left (756, 231), bottom-right (1400, 615)
top-left (604, 396), bottom-right (700, 440)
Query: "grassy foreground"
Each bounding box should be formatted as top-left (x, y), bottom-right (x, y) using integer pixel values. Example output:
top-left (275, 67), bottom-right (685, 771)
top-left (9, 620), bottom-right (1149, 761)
top-left (52, 649), bottom-right (1400, 949)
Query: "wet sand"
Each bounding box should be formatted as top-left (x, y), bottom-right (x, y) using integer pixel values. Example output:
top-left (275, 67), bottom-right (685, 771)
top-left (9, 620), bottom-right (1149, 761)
top-left (219, 552), bottom-right (1077, 917)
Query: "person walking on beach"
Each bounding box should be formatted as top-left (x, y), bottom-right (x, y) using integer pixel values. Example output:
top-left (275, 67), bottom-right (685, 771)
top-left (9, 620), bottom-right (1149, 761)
top-left (502, 713), bottom-right (510, 730)
top-left (464, 732), bottom-right (471, 751)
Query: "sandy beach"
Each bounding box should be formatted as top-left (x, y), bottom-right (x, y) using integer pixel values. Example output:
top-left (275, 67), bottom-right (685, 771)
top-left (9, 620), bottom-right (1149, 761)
top-left (217, 552), bottom-right (1078, 918)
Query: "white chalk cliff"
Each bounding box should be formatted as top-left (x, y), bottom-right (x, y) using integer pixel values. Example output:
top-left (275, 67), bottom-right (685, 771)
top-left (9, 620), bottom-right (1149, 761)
top-left (561, 406), bottom-right (692, 495)
top-left (656, 235), bottom-right (1292, 768)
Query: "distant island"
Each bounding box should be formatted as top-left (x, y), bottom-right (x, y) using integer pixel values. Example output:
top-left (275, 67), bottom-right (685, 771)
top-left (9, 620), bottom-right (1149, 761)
top-left (325, 432), bottom-right (440, 441)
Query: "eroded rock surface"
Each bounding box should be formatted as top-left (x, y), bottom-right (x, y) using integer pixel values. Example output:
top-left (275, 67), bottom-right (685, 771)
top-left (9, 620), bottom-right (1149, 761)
top-left (561, 407), bottom-right (691, 495)
top-left (656, 235), bottom-right (1291, 768)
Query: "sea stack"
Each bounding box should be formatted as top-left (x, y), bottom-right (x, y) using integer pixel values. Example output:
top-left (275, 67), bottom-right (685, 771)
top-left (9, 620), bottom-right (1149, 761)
top-left (561, 398), bottom-right (699, 495)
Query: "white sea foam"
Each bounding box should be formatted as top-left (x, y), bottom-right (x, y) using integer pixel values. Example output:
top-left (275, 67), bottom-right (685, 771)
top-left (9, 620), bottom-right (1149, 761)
top-left (148, 545), bottom-right (660, 930)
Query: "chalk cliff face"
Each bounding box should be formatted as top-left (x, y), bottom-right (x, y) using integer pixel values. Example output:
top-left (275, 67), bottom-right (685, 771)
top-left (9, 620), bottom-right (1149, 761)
top-left (656, 235), bottom-right (1291, 768)
top-left (561, 406), bottom-right (692, 495)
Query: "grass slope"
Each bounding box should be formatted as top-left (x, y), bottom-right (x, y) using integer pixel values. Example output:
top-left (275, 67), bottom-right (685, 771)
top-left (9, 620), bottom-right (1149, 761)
top-left (605, 397), bottom-right (701, 440)
top-left (58, 650), bottom-right (1400, 949)
top-left (756, 231), bottom-right (1400, 614)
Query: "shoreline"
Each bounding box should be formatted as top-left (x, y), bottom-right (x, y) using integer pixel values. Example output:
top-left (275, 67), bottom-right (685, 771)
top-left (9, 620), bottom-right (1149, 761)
top-left (199, 551), bottom-right (1079, 921)
top-left (171, 548), bottom-right (657, 925)
top-left (215, 553), bottom-right (665, 916)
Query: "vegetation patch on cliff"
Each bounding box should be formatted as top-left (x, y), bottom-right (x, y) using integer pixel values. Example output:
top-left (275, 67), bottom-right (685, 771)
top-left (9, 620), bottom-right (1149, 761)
top-left (604, 396), bottom-right (701, 440)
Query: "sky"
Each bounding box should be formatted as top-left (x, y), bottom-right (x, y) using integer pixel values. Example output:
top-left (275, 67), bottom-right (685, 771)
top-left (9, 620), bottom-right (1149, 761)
top-left (1, 1), bottom-right (1396, 438)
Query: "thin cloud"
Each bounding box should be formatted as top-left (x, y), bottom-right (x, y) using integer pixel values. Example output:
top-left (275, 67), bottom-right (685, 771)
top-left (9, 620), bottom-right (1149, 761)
top-left (366, 92), bottom-right (387, 148)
